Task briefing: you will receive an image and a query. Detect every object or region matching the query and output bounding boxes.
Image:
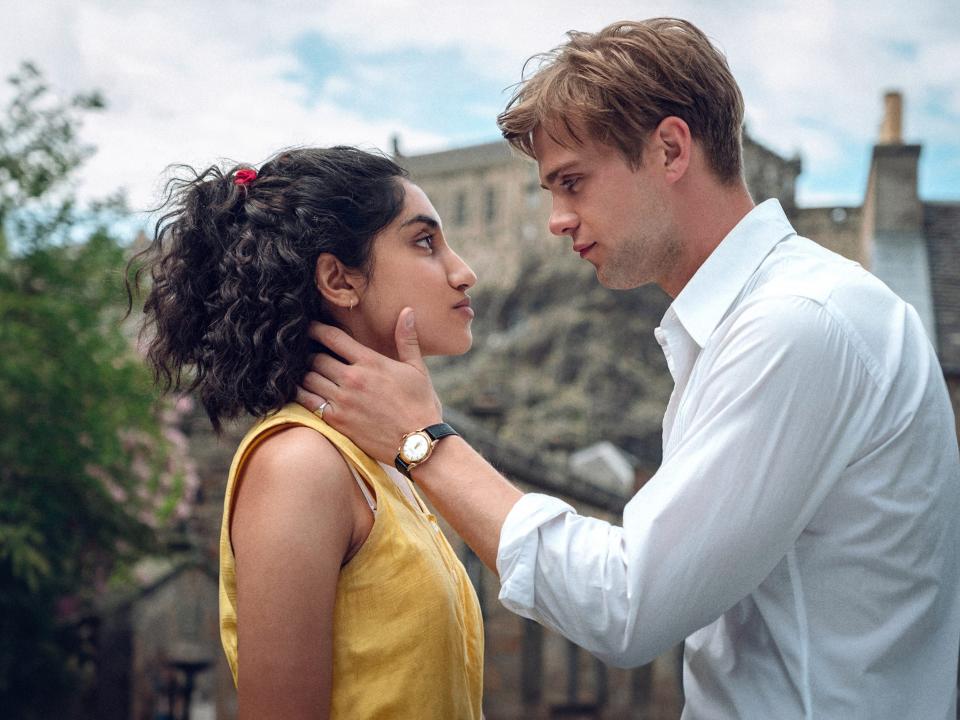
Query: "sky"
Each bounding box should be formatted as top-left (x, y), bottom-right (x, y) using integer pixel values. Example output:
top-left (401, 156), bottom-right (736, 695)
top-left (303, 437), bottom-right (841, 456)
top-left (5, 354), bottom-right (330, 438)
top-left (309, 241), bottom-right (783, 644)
top-left (1, 0), bottom-right (958, 216)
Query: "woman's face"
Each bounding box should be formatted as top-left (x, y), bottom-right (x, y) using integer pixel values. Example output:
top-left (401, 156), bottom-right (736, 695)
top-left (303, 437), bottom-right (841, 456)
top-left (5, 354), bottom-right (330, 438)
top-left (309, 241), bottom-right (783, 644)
top-left (350, 179), bottom-right (477, 359)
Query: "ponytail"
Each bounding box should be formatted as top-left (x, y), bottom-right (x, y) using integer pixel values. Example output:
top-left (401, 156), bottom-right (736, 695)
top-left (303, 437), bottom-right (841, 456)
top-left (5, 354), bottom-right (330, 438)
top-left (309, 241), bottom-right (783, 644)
top-left (127, 147), bottom-right (407, 432)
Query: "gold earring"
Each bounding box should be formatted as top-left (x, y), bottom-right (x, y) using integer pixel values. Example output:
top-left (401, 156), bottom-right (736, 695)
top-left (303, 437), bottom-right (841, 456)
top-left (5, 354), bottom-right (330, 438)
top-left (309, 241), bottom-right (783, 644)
top-left (349, 298), bottom-right (356, 312)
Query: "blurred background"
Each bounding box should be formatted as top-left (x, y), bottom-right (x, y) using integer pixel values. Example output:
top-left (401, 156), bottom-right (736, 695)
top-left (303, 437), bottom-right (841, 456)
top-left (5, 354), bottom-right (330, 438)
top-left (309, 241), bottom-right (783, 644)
top-left (1, 1), bottom-right (957, 718)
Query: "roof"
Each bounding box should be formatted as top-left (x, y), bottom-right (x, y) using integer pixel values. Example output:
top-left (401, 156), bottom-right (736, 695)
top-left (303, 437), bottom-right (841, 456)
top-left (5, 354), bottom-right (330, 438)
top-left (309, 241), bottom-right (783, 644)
top-left (93, 555), bottom-right (217, 617)
top-left (398, 139), bottom-right (517, 176)
top-left (924, 202), bottom-right (960, 374)
top-left (399, 132), bottom-right (795, 179)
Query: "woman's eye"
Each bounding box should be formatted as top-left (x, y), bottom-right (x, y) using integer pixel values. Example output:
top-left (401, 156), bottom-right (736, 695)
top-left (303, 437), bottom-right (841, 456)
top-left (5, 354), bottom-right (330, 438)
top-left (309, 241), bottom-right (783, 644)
top-left (415, 235), bottom-right (434, 250)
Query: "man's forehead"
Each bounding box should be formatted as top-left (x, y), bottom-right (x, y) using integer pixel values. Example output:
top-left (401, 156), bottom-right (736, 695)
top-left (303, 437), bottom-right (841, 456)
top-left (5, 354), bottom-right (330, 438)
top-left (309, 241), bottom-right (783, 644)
top-left (533, 124), bottom-right (596, 183)
top-left (533, 119), bottom-right (586, 156)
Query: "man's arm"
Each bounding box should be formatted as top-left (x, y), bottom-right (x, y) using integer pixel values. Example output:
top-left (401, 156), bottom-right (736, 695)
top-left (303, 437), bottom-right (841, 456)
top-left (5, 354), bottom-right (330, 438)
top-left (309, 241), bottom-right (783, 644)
top-left (494, 294), bottom-right (875, 666)
top-left (300, 298), bottom-right (873, 667)
top-left (297, 308), bottom-right (522, 571)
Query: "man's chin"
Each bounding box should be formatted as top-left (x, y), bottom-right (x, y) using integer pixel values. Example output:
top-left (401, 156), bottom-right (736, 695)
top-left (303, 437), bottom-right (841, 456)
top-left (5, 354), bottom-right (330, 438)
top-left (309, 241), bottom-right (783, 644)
top-left (595, 265), bottom-right (645, 291)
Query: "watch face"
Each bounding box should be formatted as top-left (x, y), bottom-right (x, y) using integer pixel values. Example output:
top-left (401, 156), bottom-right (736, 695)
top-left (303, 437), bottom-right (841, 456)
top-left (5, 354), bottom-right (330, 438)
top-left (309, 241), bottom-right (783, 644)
top-left (401, 432), bottom-right (431, 463)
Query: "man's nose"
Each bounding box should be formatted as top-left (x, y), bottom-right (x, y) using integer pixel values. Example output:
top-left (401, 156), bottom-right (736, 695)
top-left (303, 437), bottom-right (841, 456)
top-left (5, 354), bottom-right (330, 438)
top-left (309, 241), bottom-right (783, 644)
top-left (548, 208), bottom-right (579, 237)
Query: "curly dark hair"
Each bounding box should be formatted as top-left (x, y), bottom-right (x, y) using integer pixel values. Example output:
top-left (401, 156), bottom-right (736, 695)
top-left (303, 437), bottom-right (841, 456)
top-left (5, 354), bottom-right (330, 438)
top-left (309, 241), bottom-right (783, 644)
top-left (128, 146), bottom-right (408, 432)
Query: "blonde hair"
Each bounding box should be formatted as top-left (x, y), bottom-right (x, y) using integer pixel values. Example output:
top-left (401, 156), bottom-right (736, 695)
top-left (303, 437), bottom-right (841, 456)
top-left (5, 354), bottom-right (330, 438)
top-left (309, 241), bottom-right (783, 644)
top-left (497, 18), bottom-right (745, 183)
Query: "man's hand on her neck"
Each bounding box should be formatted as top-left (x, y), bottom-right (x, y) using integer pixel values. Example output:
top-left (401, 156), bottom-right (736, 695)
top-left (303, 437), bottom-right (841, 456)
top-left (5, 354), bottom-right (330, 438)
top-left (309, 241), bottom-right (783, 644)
top-left (297, 308), bottom-right (524, 572)
top-left (297, 308), bottom-right (442, 463)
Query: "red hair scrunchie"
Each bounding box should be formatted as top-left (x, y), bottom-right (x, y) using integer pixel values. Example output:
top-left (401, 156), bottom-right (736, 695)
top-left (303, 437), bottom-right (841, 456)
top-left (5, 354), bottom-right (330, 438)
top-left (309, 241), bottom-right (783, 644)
top-left (234, 168), bottom-right (257, 186)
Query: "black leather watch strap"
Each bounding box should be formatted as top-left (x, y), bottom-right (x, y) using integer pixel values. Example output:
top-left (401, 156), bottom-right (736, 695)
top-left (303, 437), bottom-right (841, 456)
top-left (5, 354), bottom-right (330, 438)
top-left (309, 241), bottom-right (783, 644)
top-left (424, 423), bottom-right (457, 442)
top-left (394, 455), bottom-right (412, 477)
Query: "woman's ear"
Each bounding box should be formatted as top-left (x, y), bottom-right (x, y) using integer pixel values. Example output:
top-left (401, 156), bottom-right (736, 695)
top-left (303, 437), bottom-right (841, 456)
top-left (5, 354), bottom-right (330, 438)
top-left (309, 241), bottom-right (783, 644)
top-left (315, 253), bottom-right (363, 309)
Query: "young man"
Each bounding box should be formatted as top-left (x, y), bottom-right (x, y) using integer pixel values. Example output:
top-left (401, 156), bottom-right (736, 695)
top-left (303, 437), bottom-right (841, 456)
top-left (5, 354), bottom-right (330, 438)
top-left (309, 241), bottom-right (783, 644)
top-left (299, 18), bottom-right (960, 718)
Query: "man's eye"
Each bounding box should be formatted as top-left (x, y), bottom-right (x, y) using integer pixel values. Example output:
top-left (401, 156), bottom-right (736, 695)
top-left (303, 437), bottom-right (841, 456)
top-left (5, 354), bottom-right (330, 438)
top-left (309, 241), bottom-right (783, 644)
top-left (561, 177), bottom-right (579, 191)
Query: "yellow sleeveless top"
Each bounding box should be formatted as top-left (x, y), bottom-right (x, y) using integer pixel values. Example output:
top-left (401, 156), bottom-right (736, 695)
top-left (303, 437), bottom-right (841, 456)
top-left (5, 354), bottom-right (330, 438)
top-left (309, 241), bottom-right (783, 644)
top-left (219, 404), bottom-right (484, 718)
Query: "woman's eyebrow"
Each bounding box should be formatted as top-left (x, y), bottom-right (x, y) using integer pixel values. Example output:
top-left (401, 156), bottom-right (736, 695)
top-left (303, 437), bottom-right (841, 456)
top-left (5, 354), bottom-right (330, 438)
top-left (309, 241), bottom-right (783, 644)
top-left (400, 213), bottom-right (440, 230)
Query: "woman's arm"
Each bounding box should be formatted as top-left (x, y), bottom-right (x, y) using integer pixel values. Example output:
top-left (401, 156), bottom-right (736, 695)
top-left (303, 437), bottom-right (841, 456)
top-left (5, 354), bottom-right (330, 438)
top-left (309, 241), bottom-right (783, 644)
top-left (231, 426), bottom-right (363, 720)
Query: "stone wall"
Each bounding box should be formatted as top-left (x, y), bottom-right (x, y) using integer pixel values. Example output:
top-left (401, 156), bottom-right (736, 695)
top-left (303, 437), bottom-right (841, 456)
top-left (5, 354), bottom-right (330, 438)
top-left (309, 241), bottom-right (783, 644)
top-left (791, 206), bottom-right (865, 265)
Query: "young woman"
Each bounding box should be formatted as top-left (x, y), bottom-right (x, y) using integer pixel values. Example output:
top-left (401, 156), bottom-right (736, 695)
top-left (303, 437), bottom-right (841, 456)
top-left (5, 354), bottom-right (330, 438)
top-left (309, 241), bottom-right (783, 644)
top-left (131, 147), bottom-right (483, 719)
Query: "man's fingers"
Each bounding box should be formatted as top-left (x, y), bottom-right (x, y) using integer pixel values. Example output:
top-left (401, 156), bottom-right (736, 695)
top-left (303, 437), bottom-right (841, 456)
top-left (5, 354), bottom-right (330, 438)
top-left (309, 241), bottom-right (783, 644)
top-left (311, 353), bottom-right (351, 386)
top-left (301, 370), bottom-right (342, 401)
top-left (394, 308), bottom-right (427, 372)
top-left (295, 386), bottom-right (325, 413)
top-left (307, 322), bottom-right (370, 364)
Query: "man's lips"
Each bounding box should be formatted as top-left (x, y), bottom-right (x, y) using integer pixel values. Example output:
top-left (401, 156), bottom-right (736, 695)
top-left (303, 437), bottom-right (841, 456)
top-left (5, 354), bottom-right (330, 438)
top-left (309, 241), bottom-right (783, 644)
top-left (573, 242), bottom-right (597, 258)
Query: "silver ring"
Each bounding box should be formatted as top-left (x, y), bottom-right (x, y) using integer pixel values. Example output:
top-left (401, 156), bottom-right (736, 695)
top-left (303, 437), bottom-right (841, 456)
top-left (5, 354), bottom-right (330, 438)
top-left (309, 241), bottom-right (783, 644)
top-left (315, 400), bottom-right (330, 420)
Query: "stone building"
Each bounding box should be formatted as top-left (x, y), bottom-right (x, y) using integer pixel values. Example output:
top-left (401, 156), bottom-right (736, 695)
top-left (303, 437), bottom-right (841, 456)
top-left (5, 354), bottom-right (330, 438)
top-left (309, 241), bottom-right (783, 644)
top-left (72, 552), bottom-right (234, 720)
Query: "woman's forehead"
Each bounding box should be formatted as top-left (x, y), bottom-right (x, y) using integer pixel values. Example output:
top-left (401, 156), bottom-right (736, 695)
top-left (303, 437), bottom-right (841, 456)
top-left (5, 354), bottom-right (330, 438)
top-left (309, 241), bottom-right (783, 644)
top-left (398, 179), bottom-right (442, 228)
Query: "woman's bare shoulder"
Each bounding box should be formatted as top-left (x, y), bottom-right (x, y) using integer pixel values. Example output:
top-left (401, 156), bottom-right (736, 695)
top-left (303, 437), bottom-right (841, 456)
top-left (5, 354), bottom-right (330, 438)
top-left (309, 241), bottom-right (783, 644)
top-left (244, 424), bottom-right (352, 486)
top-left (232, 424), bottom-right (357, 558)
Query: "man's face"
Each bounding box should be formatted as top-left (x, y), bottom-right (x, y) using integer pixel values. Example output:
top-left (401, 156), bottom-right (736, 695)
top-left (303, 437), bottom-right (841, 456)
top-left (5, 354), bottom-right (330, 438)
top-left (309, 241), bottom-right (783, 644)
top-left (534, 125), bottom-right (679, 291)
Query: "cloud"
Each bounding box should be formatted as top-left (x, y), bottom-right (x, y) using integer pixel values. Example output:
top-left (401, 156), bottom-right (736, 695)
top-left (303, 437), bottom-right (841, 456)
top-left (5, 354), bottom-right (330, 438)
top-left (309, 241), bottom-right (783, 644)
top-left (0, 0), bottom-right (957, 213)
top-left (0, 0), bottom-right (445, 211)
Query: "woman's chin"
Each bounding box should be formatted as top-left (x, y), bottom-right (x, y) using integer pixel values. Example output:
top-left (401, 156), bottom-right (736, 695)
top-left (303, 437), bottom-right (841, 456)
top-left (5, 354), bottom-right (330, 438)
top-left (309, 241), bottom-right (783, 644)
top-left (423, 332), bottom-right (473, 358)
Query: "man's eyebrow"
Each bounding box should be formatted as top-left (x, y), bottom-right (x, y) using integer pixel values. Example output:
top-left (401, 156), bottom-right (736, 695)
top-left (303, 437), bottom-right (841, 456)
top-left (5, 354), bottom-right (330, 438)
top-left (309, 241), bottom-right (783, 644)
top-left (400, 214), bottom-right (440, 229)
top-left (541, 162), bottom-right (578, 189)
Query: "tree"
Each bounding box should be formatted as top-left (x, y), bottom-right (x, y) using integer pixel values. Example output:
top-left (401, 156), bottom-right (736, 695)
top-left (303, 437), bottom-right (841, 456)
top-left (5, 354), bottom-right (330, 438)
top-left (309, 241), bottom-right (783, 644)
top-left (0, 63), bottom-right (191, 718)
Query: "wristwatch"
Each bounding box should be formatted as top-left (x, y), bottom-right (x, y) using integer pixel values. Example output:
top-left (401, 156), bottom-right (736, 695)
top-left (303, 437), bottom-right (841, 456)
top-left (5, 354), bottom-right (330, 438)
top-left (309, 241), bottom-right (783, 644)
top-left (394, 423), bottom-right (458, 478)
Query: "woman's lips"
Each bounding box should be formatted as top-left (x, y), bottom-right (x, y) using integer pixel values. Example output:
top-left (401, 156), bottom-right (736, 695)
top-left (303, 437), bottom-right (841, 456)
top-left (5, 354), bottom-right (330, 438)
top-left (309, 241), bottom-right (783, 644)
top-left (454, 298), bottom-right (474, 318)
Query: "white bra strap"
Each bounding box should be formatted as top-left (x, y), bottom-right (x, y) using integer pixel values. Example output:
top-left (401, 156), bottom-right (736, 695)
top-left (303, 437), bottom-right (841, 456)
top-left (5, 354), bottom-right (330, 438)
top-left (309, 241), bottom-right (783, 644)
top-left (348, 462), bottom-right (377, 511)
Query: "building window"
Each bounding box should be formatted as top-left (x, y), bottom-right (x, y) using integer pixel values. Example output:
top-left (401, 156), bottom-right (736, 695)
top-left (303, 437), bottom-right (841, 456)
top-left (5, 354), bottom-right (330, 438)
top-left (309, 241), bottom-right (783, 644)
top-left (454, 191), bottom-right (467, 226)
top-left (484, 187), bottom-right (497, 224)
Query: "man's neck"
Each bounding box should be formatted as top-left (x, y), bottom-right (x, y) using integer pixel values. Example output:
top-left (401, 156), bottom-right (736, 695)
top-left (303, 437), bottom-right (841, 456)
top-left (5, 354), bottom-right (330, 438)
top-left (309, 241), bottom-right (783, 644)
top-left (661, 180), bottom-right (755, 298)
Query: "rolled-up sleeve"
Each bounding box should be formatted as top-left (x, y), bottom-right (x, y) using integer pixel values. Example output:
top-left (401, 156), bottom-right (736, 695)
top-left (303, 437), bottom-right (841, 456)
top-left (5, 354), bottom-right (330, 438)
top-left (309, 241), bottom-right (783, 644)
top-left (494, 294), bottom-right (879, 668)
top-left (497, 493), bottom-right (577, 612)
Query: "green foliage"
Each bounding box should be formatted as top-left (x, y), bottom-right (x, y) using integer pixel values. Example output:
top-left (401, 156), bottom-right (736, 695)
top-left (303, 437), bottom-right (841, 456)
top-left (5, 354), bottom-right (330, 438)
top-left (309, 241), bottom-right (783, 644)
top-left (0, 62), bottom-right (180, 718)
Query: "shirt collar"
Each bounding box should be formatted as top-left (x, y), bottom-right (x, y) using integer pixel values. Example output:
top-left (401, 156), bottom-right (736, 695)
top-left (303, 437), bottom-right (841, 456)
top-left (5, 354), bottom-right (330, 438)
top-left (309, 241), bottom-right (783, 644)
top-left (669, 199), bottom-right (796, 348)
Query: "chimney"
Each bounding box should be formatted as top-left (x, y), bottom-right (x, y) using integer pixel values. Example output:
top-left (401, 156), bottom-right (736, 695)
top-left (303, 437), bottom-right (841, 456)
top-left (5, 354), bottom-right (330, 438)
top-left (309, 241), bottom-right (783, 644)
top-left (860, 91), bottom-right (937, 344)
top-left (878, 91), bottom-right (903, 144)
top-left (863, 90), bottom-right (920, 246)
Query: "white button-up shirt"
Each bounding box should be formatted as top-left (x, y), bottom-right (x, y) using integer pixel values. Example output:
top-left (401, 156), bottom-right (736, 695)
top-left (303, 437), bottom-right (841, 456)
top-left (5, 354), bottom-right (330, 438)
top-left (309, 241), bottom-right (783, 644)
top-left (497, 199), bottom-right (960, 719)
